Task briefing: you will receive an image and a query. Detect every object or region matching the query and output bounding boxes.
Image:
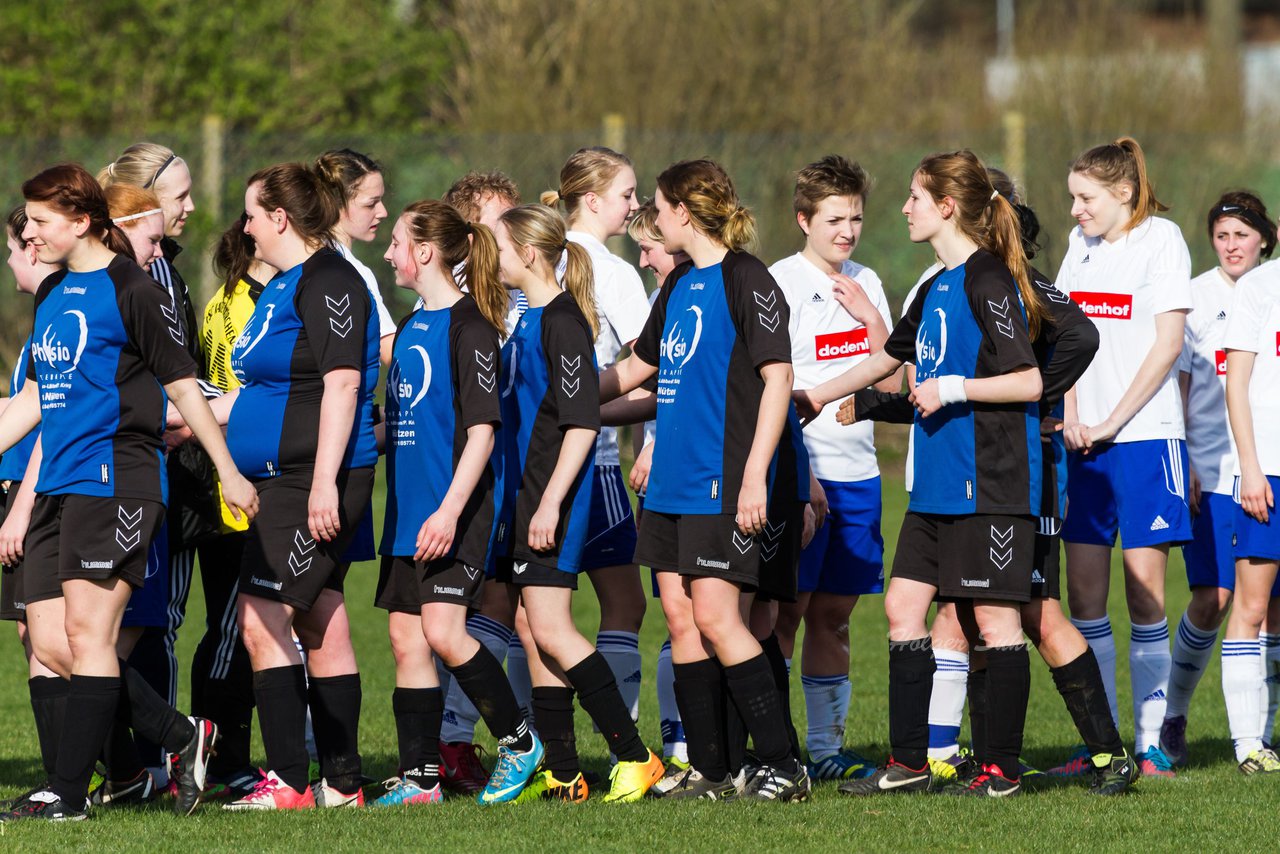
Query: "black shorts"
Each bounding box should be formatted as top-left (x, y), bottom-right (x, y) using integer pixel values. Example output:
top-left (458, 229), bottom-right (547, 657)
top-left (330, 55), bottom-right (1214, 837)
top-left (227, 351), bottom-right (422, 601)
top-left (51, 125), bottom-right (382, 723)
top-left (634, 511), bottom-right (762, 590)
top-left (1028, 517), bottom-right (1062, 600)
top-left (23, 493), bottom-right (166, 605)
top-left (493, 557), bottom-right (578, 590)
top-left (239, 467), bottom-right (375, 611)
top-left (891, 512), bottom-right (1036, 603)
top-left (376, 555), bottom-right (485, 612)
top-left (755, 501), bottom-right (805, 604)
top-left (0, 483), bottom-right (25, 621)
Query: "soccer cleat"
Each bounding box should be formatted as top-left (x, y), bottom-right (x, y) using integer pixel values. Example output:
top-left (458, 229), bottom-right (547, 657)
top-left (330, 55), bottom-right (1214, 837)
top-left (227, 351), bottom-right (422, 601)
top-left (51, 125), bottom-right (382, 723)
top-left (1239, 748), bottom-right (1280, 776)
top-left (650, 761), bottom-right (700, 798)
top-left (838, 758), bottom-right (931, 796)
top-left (1159, 715), bottom-right (1189, 768)
top-left (440, 741), bottom-right (490, 795)
top-left (173, 717), bottom-right (218, 816)
top-left (603, 750), bottom-right (665, 803)
top-left (314, 778), bottom-right (364, 807)
top-left (513, 770), bottom-right (589, 803)
top-left (1135, 746), bottom-right (1176, 779)
top-left (90, 770), bottom-right (156, 806)
top-left (1017, 758), bottom-right (1044, 778)
top-left (742, 762), bottom-right (811, 802)
top-left (2, 782), bottom-right (51, 811)
top-left (928, 749), bottom-right (974, 783)
top-left (945, 763), bottom-right (1021, 797)
top-left (1087, 750), bottom-right (1140, 795)
top-left (478, 733), bottom-right (545, 805)
top-left (808, 748), bottom-right (876, 781)
top-left (223, 770), bottom-right (316, 811)
top-left (0, 789), bottom-right (87, 822)
top-left (662, 771), bottom-right (738, 801)
top-left (371, 776), bottom-right (444, 806)
top-left (1047, 745), bottom-right (1092, 777)
top-left (202, 768), bottom-right (266, 801)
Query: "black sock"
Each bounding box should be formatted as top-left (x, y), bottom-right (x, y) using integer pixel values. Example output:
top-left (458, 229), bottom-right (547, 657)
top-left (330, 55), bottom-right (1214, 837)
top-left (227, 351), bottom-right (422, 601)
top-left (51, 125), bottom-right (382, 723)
top-left (888, 637), bottom-right (934, 770)
top-left (722, 661), bottom-right (747, 775)
top-left (531, 686), bottom-right (578, 778)
top-left (51, 675), bottom-right (119, 808)
top-left (723, 654), bottom-right (797, 771)
top-left (446, 646), bottom-right (530, 751)
top-left (673, 659), bottom-right (729, 780)
top-left (566, 651), bottom-right (648, 763)
top-left (120, 661), bottom-right (194, 753)
top-left (308, 673), bottom-right (363, 794)
top-left (984, 644), bottom-right (1030, 777)
top-left (967, 667), bottom-right (988, 764)
top-left (1051, 647), bottom-right (1124, 759)
top-left (102, 693), bottom-right (146, 782)
top-left (392, 687), bottom-right (442, 788)
top-left (253, 665), bottom-right (310, 793)
top-left (759, 634), bottom-right (801, 760)
top-left (200, 674), bottom-right (255, 777)
top-left (29, 676), bottom-right (69, 781)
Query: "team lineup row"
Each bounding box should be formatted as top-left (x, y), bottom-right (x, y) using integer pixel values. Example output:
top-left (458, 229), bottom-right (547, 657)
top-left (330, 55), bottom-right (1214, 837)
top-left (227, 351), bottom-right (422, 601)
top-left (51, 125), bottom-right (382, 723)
top-left (0, 132), bottom-right (1277, 823)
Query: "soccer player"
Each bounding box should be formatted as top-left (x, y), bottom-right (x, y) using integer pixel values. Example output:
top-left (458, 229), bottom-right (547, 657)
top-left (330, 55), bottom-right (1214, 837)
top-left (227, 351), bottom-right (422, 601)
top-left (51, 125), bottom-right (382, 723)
top-left (1057, 138), bottom-right (1192, 778)
top-left (795, 150), bottom-right (1047, 798)
top-left (223, 162), bottom-right (380, 811)
top-left (600, 159), bottom-right (809, 802)
top-left (0, 163), bottom-right (257, 822)
top-left (769, 155), bottom-right (896, 781)
top-left (371, 199), bottom-right (542, 807)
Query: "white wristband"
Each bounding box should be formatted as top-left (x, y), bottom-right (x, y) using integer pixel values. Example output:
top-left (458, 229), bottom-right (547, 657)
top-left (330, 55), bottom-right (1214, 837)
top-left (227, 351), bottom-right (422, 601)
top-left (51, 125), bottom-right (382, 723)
top-left (937, 375), bottom-right (968, 406)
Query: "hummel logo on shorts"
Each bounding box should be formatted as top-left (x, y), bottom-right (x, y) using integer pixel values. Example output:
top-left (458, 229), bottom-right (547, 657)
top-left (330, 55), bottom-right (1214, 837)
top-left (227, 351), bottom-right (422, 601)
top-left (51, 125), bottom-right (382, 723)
top-left (1150, 515), bottom-right (1169, 532)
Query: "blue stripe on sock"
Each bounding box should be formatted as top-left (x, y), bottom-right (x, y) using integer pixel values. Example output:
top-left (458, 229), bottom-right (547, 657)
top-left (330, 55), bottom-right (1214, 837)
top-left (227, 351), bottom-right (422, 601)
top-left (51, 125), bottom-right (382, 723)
top-left (467, 614), bottom-right (514, 645)
top-left (800, 675), bottom-right (850, 687)
top-left (596, 632), bottom-right (640, 650)
top-left (1177, 620), bottom-right (1217, 650)
top-left (928, 724), bottom-right (960, 750)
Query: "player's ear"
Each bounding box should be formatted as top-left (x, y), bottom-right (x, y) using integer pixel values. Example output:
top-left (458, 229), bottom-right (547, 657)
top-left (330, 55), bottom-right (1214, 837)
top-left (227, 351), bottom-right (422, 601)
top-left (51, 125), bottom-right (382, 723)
top-left (796, 211), bottom-right (811, 237)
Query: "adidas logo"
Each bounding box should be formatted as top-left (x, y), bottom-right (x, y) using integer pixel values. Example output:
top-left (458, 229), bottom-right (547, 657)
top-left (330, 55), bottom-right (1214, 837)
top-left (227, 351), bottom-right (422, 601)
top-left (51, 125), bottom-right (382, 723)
top-left (811, 292), bottom-right (824, 303)
top-left (623, 671), bottom-right (642, 684)
top-left (1031, 570), bottom-right (1046, 584)
top-left (1217, 310), bottom-right (1227, 320)
top-left (1173, 661), bottom-right (1201, 672)
top-left (1143, 689), bottom-right (1166, 702)
top-left (1082, 254), bottom-right (1091, 264)
top-left (442, 711), bottom-right (458, 725)
top-left (1150, 515), bottom-right (1169, 532)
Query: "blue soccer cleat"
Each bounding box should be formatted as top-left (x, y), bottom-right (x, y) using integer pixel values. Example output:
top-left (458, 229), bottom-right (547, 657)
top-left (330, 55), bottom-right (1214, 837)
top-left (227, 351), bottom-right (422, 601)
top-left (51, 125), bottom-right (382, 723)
top-left (477, 733), bottom-right (545, 805)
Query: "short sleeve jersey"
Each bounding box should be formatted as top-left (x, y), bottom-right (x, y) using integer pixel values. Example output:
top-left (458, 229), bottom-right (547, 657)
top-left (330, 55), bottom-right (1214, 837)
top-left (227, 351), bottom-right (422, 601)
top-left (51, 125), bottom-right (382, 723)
top-left (495, 292), bottom-right (599, 573)
top-left (1222, 260), bottom-right (1280, 477)
top-left (1181, 268), bottom-right (1236, 494)
top-left (771, 253), bottom-right (892, 483)
top-left (564, 231), bottom-right (652, 467)
top-left (336, 242), bottom-right (396, 339)
top-left (27, 255), bottom-right (197, 500)
top-left (0, 334), bottom-right (39, 482)
top-left (884, 250), bottom-right (1041, 516)
top-left (632, 252), bottom-right (793, 515)
top-left (201, 277), bottom-right (264, 393)
top-left (1056, 217), bottom-right (1193, 443)
top-left (228, 249), bottom-right (379, 479)
top-left (380, 296), bottom-right (501, 562)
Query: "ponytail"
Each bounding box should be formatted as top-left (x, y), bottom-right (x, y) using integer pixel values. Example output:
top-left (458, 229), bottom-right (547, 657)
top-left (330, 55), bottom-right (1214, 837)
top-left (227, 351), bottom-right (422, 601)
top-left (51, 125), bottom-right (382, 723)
top-left (539, 190), bottom-right (562, 208)
top-left (463, 223), bottom-right (506, 335)
top-left (102, 222), bottom-right (135, 259)
top-left (401, 199), bottom-right (506, 335)
top-left (248, 162), bottom-right (342, 248)
top-left (1071, 136), bottom-right (1168, 234)
top-left (500, 203), bottom-right (599, 340)
top-left (561, 242), bottom-right (599, 339)
top-left (656, 159), bottom-right (756, 251)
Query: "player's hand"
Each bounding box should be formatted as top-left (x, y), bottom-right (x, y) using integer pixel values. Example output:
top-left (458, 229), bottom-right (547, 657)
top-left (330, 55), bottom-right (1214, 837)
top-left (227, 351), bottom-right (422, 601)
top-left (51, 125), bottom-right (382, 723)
top-left (909, 378), bottom-right (943, 418)
top-left (163, 425), bottom-right (194, 452)
top-left (630, 441), bottom-right (654, 495)
top-left (801, 503), bottom-right (817, 549)
top-left (1062, 420), bottom-right (1091, 453)
top-left (528, 500), bottom-right (560, 552)
top-left (1040, 416), bottom-right (1062, 438)
top-left (736, 476), bottom-right (767, 536)
top-left (792, 389), bottom-right (824, 426)
top-left (415, 509), bottom-right (458, 562)
top-left (1239, 468), bottom-right (1273, 524)
top-left (307, 479), bottom-right (340, 542)
top-left (830, 272), bottom-right (876, 324)
top-left (0, 500), bottom-right (31, 567)
top-left (810, 477), bottom-right (829, 530)
top-left (1187, 465), bottom-right (1202, 517)
top-left (221, 473), bottom-right (259, 525)
top-left (836, 395), bottom-right (859, 426)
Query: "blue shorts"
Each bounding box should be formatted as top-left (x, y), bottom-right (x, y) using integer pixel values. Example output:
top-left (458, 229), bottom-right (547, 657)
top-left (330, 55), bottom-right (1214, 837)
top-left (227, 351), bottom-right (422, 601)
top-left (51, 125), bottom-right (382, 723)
top-left (1062, 439), bottom-right (1192, 549)
top-left (122, 522), bottom-right (170, 628)
top-left (1233, 476), bottom-right (1280, 566)
top-left (579, 465), bottom-right (638, 573)
top-left (1182, 491), bottom-right (1236, 589)
top-left (798, 478), bottom-right (884, 596)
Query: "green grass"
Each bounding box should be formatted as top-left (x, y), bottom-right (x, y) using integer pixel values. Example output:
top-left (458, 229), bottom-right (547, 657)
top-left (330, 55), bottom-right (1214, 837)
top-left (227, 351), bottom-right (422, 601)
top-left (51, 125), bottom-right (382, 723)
top-left (0, 468), bottom-right (1268, 852)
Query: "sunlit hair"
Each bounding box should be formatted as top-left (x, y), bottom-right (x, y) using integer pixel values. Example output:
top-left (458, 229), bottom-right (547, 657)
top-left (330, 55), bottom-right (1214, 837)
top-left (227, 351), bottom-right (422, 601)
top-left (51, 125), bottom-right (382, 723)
top-left (315, 148), bottom-right (382, 210)
top-left (247, 162), bottom-right (341, 248)
top-left (401, 199), bottom-right (506, 334)
top-left (106, 184), bottom-right (162, 227)
top-left (98, 142), bottom-right (181, 190)
top-left (500, 203), bottom-right (598, 339)
top-left (655, 159), bottom-right (755, 251)
top-left (1070, 137), bottom-right (1168, 234)
top-left (445, 171), bottom-right (520, 222)
top-left (6, 206), bottom-right (27, 243)
top-left (793, 155), bottom-right (872, 220)
top-left (626, 199), bottom-right (661, 243)
top-left (1206, 189), bottom-right (1276, 259)
top-left (541, 147), bottom-right (631, 222)
top-left (24, 162), bottom-right (133, 258)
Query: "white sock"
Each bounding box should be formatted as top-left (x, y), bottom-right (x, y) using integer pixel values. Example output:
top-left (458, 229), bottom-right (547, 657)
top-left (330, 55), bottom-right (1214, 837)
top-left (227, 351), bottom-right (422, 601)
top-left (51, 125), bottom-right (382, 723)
top-left (1072, 616), bottom-right (1119, 726)
top-left (927, 649), bottom-right (968, 759)
top-left (1262, 632), bottom-right (1280, 746)
top-left (802, 674), bottom-right (851, 760)
top-left (440, 615), bottom-right (513, 744)
top-left (1222, 638), bottom-right (1265, 762)
top-left (656, 638), bottom-right (686, 762)
top-left (506, 634), bottom-right (533, 729)
top-left (1164, 612), bottom-right (1217, 719)
top-left (295, 637), bottom-right (317, 761)
top-left (596, 631), bottom-right (642, 722)
top-left (1130, 619), bottom-right (1171, 753)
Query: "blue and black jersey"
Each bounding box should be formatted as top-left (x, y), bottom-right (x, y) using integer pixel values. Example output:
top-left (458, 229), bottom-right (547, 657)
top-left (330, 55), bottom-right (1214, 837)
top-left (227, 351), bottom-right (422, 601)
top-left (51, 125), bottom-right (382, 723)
top-left (632, 251), bottom-right (796, 515)
top-left (884, 249), bottom-right (1042, 516)
top-left (0, 335), bottom-right (38, 482)
top-left (380, 296), bottom-right (501, 566)
top-left (492, 292), bottom-right (598, 574)
top-left (228, 248), bottom-right (379, 479)
top-left (26, 254), bottom-right (197, 502)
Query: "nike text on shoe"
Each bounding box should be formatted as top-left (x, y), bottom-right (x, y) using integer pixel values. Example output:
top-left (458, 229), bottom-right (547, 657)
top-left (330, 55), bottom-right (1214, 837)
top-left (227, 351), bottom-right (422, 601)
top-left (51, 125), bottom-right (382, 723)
top-left (513, 770), bottom-right (589, 803)
top-left (174, 717), bottom-right (219, 816)
top-left (838, 758), bottom-right (930, 796)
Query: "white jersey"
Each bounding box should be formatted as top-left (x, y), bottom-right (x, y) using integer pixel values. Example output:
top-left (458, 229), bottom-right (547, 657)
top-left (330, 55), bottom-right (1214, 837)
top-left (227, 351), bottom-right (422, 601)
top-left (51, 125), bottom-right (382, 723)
top-left (337, 242), bottom-right (396, 339)
top-left (1056, 217), bottom-right (1192, 443)
top-left (1181, 268), bottom-right (1236, 494)
top-left (1222, 260), bottom-right (1280, 478)
top-left (901, 264), bottom-right (941, 493)
top-left (563, 231), bottom-right (652, 466)
top-left (771, 253), bottom-right (892, 482)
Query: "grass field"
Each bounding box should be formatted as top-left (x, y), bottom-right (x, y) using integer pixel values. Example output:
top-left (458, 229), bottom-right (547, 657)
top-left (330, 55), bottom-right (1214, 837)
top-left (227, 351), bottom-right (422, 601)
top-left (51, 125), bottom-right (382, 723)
top-left (0, 467), bottom-right (1271, 852)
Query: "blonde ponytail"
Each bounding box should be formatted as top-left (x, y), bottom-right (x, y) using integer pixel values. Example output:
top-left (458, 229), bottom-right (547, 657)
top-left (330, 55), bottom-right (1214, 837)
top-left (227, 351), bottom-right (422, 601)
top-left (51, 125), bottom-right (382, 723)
top-left (561, 242), bottom-right (599, 340)
top-left (464, 223), bottom-right (507, 335)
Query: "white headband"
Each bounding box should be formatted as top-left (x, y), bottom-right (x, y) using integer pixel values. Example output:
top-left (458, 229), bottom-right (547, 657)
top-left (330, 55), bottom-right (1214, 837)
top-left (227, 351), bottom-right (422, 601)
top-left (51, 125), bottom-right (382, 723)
top-left (112, 208), bottom-right (162, 225)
